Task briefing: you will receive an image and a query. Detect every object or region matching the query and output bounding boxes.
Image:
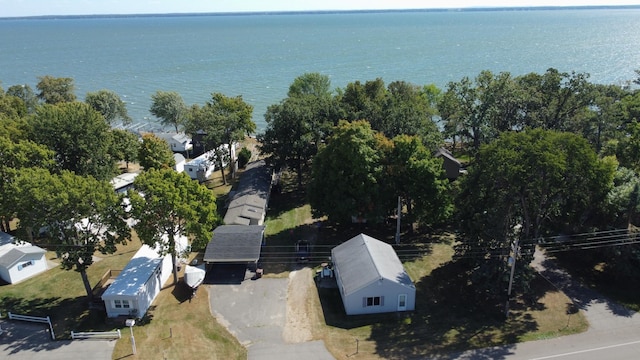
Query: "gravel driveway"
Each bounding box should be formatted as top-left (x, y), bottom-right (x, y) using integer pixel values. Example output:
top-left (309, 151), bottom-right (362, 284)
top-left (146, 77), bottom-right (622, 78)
top-left (207, 266), bottom-right (334, 360)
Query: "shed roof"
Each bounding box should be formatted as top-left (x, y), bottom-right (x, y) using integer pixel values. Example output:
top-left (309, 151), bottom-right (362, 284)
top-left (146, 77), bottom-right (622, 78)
top-left (0, 245), bottom-right (46, 269)
top-left (203, 225), bottom-right (265, 263)
top-left (331, 234), bottom-right (414, 296)
top-left (0, 231), bottom-right (14, 246)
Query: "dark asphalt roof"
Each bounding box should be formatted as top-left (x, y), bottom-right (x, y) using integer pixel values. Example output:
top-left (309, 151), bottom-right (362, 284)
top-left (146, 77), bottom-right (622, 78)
top-left (203, 225), bottom-right (265, 263)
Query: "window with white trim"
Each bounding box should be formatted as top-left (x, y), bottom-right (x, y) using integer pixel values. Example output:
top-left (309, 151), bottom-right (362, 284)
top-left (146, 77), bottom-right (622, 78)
top-left (17, 260), bottom-right (34, 271)
top-left (363, 296), bottom-right (384, 307)
top-left (114, 299), bottom-right (131, 309)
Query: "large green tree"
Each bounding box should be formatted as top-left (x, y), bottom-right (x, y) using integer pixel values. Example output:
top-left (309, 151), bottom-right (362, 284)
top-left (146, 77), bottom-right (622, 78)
top-left (383, 135), bottom-right (452, 227)
top-left (28, 102), bottom-right (116, 180)
top-left (138, 133), bottom-right (175, 170)
top-left (259, 73), bottom-right (338, 188)
top-left (455, 129), bottom-right (616, 301)
top-left (7, 168), bottom-right (130, 302)
top-left (308, 120), bottom-right (388, 223)
top-left (6, 84), bottom-right (37, 114)
top-left (129, 169), bottom-right (220, 284)
top-left (150, 90), bottom-right (187, 132)
top-left (85, 89), bottom-right (132, 125)
top-left (0, 138), bottom-right (56, 232)
top-left (111, 129), bottom-right (140, 169)
top-left (185, 93), bottom-right (255, 184)
top-left (36, 75), bottom-right (76, 104)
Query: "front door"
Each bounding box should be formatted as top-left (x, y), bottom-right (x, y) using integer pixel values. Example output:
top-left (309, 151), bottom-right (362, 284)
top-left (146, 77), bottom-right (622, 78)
top-left (398, 294), bottom-right (407, 311)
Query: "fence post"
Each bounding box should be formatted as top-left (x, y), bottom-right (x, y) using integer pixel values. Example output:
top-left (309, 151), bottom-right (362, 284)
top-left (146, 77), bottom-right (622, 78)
top-left (47, 316), bottom-right (55, 340)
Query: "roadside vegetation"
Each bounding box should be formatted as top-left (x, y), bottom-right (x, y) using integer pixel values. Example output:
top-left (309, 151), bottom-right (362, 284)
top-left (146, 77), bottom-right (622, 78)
top-left (1, 67), bottom-right (640, 359)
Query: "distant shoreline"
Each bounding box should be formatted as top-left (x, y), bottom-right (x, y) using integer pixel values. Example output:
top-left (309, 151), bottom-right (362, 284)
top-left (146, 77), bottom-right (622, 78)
top-left (2, 5), bottom-right (640, 21)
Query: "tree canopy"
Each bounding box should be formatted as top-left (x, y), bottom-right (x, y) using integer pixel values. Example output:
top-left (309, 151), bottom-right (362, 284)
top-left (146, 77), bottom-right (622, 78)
top-left (85, 89), bottom-right (132, 125)
top-left (455, 129), bottom-right (616, 300)
top-left (129, 169), bottom-right (220, 284)
top-left (150, 90), bottom-right (187, 132)
top-left (36, 75), bottom-right (76, 104)
top-left (7, 168), bottom-right (130, 301)
top-left (138, 133), bottom-right (175, 170)
top-left (28, 102), bottom-right (116, 180)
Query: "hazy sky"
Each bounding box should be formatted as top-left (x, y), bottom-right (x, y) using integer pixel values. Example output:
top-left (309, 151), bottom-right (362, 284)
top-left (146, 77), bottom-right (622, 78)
top-left (2, 0), bottom-right (639, 17)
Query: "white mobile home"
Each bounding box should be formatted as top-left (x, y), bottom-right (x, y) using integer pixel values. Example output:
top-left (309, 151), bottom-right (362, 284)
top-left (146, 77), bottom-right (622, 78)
top-left (102, 234), bottom-right (188, 318)
top-left (331, 234), bottom-right (416, 315)
top-left (184, 150), bottom-right (215, 181)
top-left (153, 132), bottom-right (193, 153)
top-left (0, 232), bottom-right (48, 284)
top-left (111, 172), bottom-right (140, 194)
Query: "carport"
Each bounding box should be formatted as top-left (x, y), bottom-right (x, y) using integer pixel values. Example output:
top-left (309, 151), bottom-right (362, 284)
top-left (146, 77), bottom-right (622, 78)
top-left (203, 225), bottom-right (266, 284)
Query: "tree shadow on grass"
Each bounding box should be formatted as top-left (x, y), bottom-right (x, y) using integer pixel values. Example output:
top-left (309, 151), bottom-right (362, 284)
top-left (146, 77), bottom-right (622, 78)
top-left (0, 294), bottom-right (117, 351)
top-left (315, 259), bottom-right (545, 359)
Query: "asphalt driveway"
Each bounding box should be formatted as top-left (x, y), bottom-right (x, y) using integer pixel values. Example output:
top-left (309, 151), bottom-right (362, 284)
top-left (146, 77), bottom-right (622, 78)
top-left (207, 265), bottom-right (334, 360)
top-left (0, 320), bottom-right (115, 360)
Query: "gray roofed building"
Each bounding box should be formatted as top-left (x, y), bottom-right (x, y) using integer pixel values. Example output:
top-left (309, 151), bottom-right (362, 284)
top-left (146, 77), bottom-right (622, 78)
top-left (223, 160), bottom-right (272, 226)
top-left (203, 225), bottom-right (265, 264)
top-left (0, 241), bottom-right (48, 284)
top-left (331, 234), bottom-right (415, 315)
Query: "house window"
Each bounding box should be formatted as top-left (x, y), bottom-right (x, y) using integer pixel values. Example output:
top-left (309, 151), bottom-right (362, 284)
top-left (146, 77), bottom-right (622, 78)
top-left (114, 299), bottom-right (131, 309)
top-left (17, 260), bottom-right (34, 271)
top-left (363, 296), bottom-right (384, 307)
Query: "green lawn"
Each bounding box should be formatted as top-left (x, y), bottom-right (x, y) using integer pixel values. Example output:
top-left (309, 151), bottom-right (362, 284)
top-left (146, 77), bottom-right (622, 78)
top-left (0, 238), bottom-right (141, 338)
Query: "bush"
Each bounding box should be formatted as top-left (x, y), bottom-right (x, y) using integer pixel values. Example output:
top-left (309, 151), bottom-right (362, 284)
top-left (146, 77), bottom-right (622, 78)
top-left (237, 147), bottom-right (252, 168)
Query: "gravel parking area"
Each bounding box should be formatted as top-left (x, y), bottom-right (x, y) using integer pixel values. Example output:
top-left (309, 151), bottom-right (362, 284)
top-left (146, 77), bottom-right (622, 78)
top-left (207, 266), bottom-right (334, 360)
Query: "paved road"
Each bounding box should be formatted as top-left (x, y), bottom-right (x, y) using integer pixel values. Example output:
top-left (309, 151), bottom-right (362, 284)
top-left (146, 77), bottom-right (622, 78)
top-left (207, 264), bottom-right (334, 360)
top-left (447, 248), bottom-right (640, 360)
top-left (0, 320), bottom-right (115, 360)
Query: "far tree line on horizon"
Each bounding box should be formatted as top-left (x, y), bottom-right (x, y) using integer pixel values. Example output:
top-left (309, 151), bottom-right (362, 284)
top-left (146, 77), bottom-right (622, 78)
top-left (2, 68), bottom-right (640, 311)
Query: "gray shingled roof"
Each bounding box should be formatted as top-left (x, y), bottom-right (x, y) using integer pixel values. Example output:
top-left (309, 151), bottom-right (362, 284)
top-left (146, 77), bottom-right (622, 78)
top-left (331, 234), bottom-right (414, 296)
top-left (203, 225), bottom-right (265, 263)
top-left (0, 246), bottom-right (46, 269)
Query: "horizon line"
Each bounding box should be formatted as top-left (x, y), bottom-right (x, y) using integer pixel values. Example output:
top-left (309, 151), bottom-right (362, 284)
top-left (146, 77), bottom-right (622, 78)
top-left (2, 4), bottom-right (640, 21)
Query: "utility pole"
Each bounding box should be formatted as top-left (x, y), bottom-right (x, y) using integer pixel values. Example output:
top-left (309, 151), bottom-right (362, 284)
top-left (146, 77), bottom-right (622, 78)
top-left (505, 236), bottom-right (519, 318)
top-left (395, 196), bottom-right (401, 245)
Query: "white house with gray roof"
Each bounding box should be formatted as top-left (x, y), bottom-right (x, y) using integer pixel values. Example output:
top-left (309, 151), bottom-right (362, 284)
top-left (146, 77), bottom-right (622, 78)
top-left (0, 231), bottom-right (48, 284)
top-left (331, 234), bottom-right (415, 315)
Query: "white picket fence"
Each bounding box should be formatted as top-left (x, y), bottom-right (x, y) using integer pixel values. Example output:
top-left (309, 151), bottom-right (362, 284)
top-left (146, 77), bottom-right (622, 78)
top-left (7, 312), bottom-right (55, 340)
top-left (71, 329), bottom-right (121, 340)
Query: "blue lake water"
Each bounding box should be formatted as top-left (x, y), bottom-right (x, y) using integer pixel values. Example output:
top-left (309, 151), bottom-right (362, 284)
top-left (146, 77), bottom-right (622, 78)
top-left (1, 9), bottom-right (639, 131)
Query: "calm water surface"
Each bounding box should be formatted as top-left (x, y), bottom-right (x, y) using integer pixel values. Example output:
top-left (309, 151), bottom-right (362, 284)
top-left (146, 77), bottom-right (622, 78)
top-left (1, 9), bottom-right (639, 131)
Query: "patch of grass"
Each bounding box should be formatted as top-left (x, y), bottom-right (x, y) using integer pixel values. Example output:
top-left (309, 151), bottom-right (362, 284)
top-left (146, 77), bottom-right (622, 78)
top-left (111, 255), bottom-right (246, 360)
top-left (305, 246), bottom-right (587, 360)
top-left (0, 238), bottom-right (142, 338)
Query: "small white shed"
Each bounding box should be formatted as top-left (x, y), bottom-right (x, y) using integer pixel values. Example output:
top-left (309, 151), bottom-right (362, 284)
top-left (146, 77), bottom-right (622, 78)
top-left (331, 234), bottom-right (416, 315)
top-left (102, 234), bottom-right (188, 318)
top-left (0, 232), bottom-right (48, 284)
top-left (173, 153), bottom-right (186, 173)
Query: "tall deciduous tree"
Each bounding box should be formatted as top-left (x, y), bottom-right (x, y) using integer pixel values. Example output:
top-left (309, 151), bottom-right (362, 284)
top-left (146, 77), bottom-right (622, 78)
top-left (383, 135), bottom-right (451, 227)
top-left (29, 102), bottom-right (115, 180)
top-left (185, 93), bottom-right (255, 183)
top-left (0, 138), bottom-right (56, 232)
top-left (7, 84), bottom-right (38, 114)
top-left (129, 169), bottom-right (220, 284)
top-left (455, 129), bottom-right (616, 300)
top-left (86, 89), bottom-right (132, 125)
top-left (111, 129), bottom-right (140, 169)
top-left (7, 168), bottom-right (130, 302)
top-left (150, 91), bottom-right (187, 132)
top-left (260, 74), bottom-right (338, 189)
top-left (138, 133), bottom-right (175, 170)
top-left (36, 75), bottom-right (76, 104)
top-left (308, 120), bottom-right (388, 223)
